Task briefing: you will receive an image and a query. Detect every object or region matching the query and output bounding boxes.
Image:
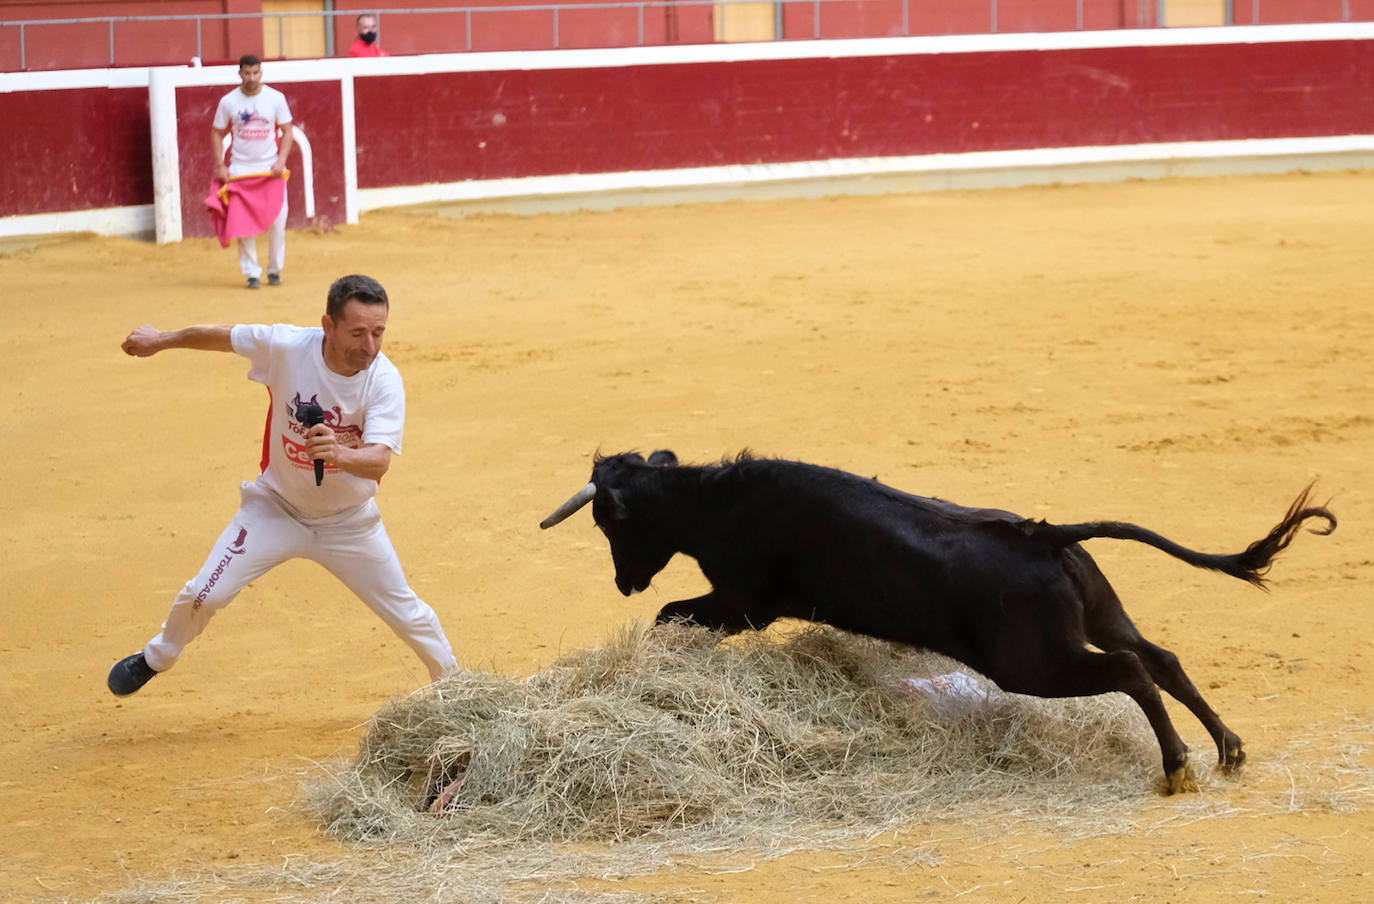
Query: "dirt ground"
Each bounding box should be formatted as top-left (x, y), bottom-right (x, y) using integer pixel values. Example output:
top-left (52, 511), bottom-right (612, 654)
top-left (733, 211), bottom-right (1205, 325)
top-left (2, 170), bottom-right (1372, 903)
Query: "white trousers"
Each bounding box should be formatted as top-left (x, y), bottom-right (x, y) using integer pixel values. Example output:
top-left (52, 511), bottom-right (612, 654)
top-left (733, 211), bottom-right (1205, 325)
top-left (237, 193), bottom-right (288, 279)
top-left (144, 481), bottom-right (458, 681)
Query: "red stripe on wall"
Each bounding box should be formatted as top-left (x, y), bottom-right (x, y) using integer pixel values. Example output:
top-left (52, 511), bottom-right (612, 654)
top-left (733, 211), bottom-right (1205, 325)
top-left (354, 39), bottom-right (1374, 189)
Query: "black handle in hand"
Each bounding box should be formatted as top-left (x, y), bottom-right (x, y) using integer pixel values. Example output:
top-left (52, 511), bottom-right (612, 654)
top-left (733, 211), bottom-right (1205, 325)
top-left (298, 400), bottom-right (327, 486)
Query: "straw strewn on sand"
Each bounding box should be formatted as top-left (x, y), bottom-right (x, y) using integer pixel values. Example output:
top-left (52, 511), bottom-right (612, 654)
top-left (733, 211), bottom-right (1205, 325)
top-left (88, 624), bottom-right (1370, 904)
top-left (305, 623), bottom-right (1159, 852)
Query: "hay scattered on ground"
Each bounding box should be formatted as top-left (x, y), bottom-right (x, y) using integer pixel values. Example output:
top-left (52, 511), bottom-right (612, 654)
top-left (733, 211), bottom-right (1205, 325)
top-left (80, 625), bottom-right (1373, 904)
top-left (304, 622), bottom-right (1159, 852)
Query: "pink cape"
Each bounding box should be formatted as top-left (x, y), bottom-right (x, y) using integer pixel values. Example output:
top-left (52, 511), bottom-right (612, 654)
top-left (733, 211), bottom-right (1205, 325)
top-left (204, 173), bottom-right (289, 248)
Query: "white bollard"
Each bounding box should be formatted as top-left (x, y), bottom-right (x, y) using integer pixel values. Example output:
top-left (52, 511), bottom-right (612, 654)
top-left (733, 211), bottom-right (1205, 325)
top-left (148, 67), bottom-right (184, 244)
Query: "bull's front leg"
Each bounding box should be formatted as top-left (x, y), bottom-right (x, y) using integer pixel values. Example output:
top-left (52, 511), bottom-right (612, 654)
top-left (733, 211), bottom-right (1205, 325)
top-left (655, 591), bottom-right (776, 635)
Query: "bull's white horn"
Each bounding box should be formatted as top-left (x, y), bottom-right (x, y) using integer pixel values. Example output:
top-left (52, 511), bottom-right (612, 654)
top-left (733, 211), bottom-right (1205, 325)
top-left (540, 482), bottom-right (597, 529)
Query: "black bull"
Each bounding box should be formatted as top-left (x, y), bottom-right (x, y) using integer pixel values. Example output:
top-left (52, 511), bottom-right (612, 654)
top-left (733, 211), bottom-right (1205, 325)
top-left (541, 451), bottom-right (1337, 794)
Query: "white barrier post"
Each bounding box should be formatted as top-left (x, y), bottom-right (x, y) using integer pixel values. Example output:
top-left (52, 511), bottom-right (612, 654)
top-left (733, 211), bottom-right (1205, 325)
top-left (148, 67), bottom-right (182, 244)
top-left (341, 74), bottom-right (359, 225)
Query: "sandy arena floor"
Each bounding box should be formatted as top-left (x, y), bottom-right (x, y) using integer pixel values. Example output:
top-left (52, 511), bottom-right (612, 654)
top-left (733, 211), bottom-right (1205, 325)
top-left (2, 170), bottom-right (1372, 902)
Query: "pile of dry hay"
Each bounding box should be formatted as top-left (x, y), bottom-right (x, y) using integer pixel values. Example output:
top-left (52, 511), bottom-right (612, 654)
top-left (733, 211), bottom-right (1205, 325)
top-left (100, 627), bottom-right (1370, 904)
top-left (305, 623), bottom-right (1159, 852)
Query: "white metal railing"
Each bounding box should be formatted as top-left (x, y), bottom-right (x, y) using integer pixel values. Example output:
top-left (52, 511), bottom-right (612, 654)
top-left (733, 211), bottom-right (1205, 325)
top-left (17, 0), bottom-right (1119, 71)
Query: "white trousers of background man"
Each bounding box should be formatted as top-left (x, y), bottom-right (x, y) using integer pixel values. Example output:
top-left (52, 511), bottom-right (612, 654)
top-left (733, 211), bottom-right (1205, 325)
top-left (237, 192), bottom-right (288, 280)
top-left (143, 481), bottom-right (458, 681)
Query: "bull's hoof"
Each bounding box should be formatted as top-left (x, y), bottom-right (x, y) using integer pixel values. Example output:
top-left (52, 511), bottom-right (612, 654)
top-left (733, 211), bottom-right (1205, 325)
top-left (1219, 742), bottom-right (1246, 773)
top-left (1161, 760), bottom-right (1200, 795)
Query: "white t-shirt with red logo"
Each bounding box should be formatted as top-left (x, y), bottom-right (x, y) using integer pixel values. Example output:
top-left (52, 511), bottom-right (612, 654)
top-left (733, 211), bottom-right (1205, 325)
top-left (231, 323), bottom-right (405, 519)
top-left (213, 85), bottom-right (293, 176)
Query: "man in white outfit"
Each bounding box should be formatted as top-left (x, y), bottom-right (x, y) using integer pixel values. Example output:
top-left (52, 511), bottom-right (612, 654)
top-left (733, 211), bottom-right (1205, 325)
top-left (108, 274), bottom-right (459, 695)
top-left (212, 54), bottom-right (293, 289)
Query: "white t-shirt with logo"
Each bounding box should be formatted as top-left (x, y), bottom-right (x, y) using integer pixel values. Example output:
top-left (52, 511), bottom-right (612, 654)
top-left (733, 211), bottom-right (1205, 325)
top-left (231, 323), bottom-right (405, 519)
top-left (213, 85), bottom-right (293, 176)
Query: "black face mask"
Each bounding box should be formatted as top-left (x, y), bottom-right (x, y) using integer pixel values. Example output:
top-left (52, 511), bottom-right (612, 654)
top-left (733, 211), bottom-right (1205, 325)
top-left (361, 30), bottom-right (378, 45)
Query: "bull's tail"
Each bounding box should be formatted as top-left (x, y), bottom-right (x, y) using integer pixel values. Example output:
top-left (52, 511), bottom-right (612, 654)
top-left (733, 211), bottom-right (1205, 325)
top-left (1026, 484), bottom-right (1336, 587)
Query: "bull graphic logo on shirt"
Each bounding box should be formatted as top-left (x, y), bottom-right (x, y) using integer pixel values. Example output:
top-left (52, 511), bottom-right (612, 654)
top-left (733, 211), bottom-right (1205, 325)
top-left (226, 526), bottom-right (248, 556)
top-left (291, 392), bottom-right (331, 428)
top-left (283, 393), bottom-right (362, 474)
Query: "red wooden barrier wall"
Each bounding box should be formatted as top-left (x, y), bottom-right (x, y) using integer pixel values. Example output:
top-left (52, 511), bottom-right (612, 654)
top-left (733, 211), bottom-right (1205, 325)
top-left (352, 39), bottom-right (1374, 189)
top-left (2, 29), bottom-right (1373, 226)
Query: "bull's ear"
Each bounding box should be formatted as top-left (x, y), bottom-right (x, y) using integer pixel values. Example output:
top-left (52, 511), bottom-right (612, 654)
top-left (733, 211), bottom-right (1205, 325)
top-left (596, 485), bottom-right (631, 522)
top-left (593, 453), bottom-right (640, 485)
top-left (648, 450), bottom-right (678, 468)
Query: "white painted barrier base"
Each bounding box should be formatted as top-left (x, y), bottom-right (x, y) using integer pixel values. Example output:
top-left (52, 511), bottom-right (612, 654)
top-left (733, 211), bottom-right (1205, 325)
top-left (0, 205), bottom-right (154, 244)
top-left (360, 135), bottom-right (1374, 218)
top-left (7, 134), bottom-right (1372, 240)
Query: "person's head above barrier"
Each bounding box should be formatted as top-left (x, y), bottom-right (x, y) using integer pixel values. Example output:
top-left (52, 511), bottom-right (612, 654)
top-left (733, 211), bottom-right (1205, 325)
top-left (237, 54), bottom-right (263, 96)
top-left (356, 14), bottom-right (379, 45)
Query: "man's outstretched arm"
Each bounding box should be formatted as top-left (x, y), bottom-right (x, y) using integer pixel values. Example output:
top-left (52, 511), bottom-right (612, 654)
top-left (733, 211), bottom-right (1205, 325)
top-left (122, 325), bottom-right (234, 357)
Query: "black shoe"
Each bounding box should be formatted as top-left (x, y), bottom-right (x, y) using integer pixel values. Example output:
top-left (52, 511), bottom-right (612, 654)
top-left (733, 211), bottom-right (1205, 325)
top-left (267, 273), bottom-right (282, 286)
top-left (108, 652), bottom-right (158, 696)
top-left (246, 277), bottom-right (261, 289)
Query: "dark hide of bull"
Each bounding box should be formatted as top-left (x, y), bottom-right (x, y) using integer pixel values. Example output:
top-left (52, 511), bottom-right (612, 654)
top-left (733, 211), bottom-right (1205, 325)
top-left (543, 450), bottom-right (1336, 794)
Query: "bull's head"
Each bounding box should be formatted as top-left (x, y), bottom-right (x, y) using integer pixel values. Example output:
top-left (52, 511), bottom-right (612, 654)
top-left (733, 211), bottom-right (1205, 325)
top-left (541, 449), bottom-right (679, 596)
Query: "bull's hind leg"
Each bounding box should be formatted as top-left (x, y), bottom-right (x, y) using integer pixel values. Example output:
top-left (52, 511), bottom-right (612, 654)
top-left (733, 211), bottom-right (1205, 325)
top-left (1074, 553), bottom-right (1245, 772)
top-left (988, 648), bottom-right (1198, 795)
top-left (1093, 624), bottom-right (1245, 772)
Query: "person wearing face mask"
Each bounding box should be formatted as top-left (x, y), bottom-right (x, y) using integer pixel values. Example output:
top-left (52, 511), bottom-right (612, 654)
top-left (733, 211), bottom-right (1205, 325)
top-left (348, 13), bottom-right (389, 57)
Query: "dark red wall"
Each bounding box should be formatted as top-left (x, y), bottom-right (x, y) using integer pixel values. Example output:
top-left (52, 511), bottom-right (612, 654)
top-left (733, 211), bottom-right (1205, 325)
top-left (330, 0), bottom-right (719, 54)
top-left (6, 0), bottom-right (1373, 71)
top-left (0, 0), bottom-right (261, 70)
top-left (5, 35), bottom-right (1374, 221)
top-left (0, 85), bottom-right (149, 216)
top-left (175, 79), bottom-right (347, 237)
top-left (781, 0), bottom-right (1154, 41)
top-left (352, 38), bottom-right (1374, 189)
top-left (1234, 0), bottom-right (1374, 24)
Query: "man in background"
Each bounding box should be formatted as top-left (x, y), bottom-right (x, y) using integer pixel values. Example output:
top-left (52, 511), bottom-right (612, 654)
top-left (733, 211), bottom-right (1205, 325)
top-left (349, 13), bottom-right (389, 57)
top-left (211, 54), bottom-right (294, 289)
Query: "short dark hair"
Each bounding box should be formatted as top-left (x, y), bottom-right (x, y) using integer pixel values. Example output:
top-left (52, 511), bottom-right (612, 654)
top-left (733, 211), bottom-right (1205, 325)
top-left (239, 54), bottom-right (262, 69)
top-left (326, 274), bottom-right (389, 320)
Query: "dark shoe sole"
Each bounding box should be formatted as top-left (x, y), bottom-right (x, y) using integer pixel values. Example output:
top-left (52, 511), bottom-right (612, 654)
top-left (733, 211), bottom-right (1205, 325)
top-left (267, 273), bottom-right (282, 286)
top-left (246, 278), bottom-right (261, 289)
top-left (108, 653), bottom-right (157, 696)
